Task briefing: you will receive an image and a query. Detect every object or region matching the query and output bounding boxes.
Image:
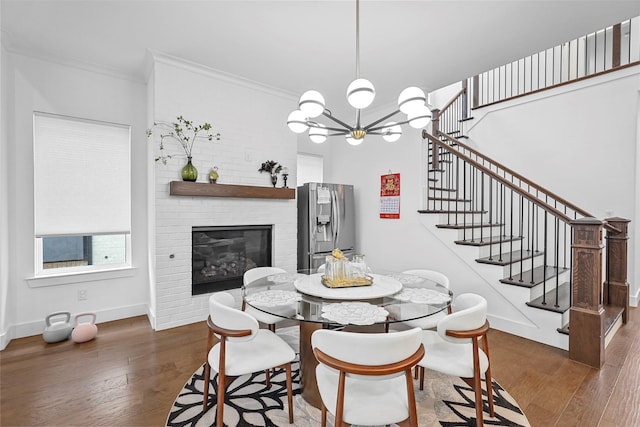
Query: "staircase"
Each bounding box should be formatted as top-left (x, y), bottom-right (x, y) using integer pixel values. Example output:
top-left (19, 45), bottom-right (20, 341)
top-left (417, 86), bottom-right (630, 368)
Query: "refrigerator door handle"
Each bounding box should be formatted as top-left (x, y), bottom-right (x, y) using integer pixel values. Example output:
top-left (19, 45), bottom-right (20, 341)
top-left (331, 189), bottom-right (340, 247)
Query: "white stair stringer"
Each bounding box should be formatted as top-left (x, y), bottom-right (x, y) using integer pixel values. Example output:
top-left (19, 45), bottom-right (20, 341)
top-left (418, 213), bottom-right (569, 350)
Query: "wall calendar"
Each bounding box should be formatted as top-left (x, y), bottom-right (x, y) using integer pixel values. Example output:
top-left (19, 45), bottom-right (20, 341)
top-left (380, 173), bottom-right (400, 219)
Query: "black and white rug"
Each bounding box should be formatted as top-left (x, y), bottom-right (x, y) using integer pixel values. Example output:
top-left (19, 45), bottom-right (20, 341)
top-left (167, 364), bottom-right (529, 427)
top-left (167, 328), bottom-right (529, 426)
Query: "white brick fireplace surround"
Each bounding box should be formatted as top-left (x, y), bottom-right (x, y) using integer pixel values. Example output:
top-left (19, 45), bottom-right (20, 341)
top-left (150, 53), bottom-right (298, 331)
top-left (153, 191), bottom-right (296, 330)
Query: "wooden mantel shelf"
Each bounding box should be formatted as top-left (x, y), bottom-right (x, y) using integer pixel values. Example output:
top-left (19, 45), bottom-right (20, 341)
top-left (169, 181), bottom-right (296, 199)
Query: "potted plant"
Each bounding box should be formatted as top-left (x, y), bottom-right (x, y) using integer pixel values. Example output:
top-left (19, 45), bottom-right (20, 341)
top-left (258, 160), bottom-right (283, 187)
top-left (147, 115), bottom-right (221, 181)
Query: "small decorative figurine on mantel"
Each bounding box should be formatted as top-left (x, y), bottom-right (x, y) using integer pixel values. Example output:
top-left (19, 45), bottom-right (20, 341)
top-left (209, 166), bottom-right (219, 183)
top-left (258, 160), bottom-right (283, 187)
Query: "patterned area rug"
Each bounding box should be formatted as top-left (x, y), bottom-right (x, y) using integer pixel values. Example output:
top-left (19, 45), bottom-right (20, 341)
top-left (167, 364), bottom-right (529, 427)
top-left (167, 328), bottom-right (529, 426)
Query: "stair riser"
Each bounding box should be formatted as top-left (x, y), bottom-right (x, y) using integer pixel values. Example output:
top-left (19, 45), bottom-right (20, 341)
top-left (426, 200), bottom-right (473, 210)
top-left (437, 212), bottom-right (485, 223)
top-left (477, 240), bottom-right (529, 258)
top-left (428, 190), bottom-right (457, 198)
top-left (453, 225), bottom-right (503, 240)
top-left (501, 255), bottom-right (545, 277)
top-left (528, 272), bottom-right (571, 301)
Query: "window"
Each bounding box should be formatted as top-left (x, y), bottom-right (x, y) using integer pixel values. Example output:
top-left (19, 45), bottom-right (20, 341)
top-left (33, 112), bottom-right (131, 276)
top-left (297, 153), bottom-right (323, 186)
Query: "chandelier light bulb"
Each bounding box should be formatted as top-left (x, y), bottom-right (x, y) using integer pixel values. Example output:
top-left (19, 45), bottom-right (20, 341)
top-left (346, 134), bottom-right (364, 146)
top-left (287, 110), bottom-right (309, 133)
top-left (299, 90), bottom-right (325, 118)
top-left (308, 123), bottom-right (328, 144)
top-left (381, 122), bottom-right (402, 142)
top-left (398, 86), bottom-right (427, 115)
top-left (347, 78), bottom-right (375, 109)
top-left (408, 105), bottom-right (432, 129)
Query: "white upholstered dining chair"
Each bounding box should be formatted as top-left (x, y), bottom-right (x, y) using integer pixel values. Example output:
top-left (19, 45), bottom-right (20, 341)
top-left (203, 292), bottom-right (295, 424)
top-left (242, 266), bottom-right (295, 332)
top-left (312, 327), bottom-right (424, 427)
top-left (416, 293), bottom-right (494, 426)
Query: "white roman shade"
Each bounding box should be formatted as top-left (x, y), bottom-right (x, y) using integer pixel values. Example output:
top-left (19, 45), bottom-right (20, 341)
top-left (33, 113), bottom-right (131, 237)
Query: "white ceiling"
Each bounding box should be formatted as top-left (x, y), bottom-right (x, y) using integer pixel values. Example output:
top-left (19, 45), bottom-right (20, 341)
top-left (2, 0), bottom-right (639, 113)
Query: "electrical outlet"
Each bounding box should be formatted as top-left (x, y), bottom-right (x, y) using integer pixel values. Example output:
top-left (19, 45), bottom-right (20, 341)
top-left (78, 289), bottom-right (87, 301)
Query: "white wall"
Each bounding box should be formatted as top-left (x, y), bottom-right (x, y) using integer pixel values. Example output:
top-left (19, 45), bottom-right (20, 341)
top-left (1, 52), bottom-right (149, 346)
top-left (468, 67), bottom-right (640, 304)
top-left (319, 67), bottom-right (639, 347)
top-left (149, 54), bottom-right (299, 329)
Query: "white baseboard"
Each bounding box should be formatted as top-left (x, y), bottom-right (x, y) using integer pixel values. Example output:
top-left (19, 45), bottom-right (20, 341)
top-left (5, 303), bottom-right (149, 346)
top-left (0, 327), bottom-right (14, 351)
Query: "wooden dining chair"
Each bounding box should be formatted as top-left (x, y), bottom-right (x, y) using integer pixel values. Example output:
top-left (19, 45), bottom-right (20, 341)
top-left (416, 293), bottom-right (494, 426)
top-left (311, 327), bottom-right (424, 427)
top-left (203, 291), bottom-right (295, 425)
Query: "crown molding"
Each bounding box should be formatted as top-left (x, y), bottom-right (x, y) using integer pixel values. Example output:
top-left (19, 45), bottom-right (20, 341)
top-left (149, 50), bottom-right (296, 102)
top-left (1, 31), bottom-right (146, 85)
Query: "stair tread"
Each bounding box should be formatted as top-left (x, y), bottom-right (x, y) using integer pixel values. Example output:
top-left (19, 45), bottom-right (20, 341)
top-left (502, 265), bottom-right (570, 288)
top-left (436, 223), bottom-right (503, 229)
top-left (476, 250), bottom-right (543, 266)
top-left (418, 209), bottom-right (486, 214)
top-left (526, 281), bottom-right (571, 312)
top-left (455, 235), bottom-right (523, 247)
top-left (429, 187), bottom-right (457, 192)
top-left (430, 197), bottom-right (471, 202)
top-left (560, 304), bottom-right (626, 336)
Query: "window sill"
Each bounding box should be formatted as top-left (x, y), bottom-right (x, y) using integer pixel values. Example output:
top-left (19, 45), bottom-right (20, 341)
top-left (26, 266), bottom-right (137, 288)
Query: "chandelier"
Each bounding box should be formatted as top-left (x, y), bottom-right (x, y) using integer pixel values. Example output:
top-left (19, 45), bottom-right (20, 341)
top-left (286, 0), bottom-right (431, 145)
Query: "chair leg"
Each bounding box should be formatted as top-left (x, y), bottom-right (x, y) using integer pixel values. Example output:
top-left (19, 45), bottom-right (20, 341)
top-left (419, 366), bottom-right (425, 390)
top-left (216, 373), bottom-right (226, 427)
top-left (285, 363), bottom-right (294, 424)
top-left (473, 370), bottom-right (484, 426)
top-left (482, 336), bottom-right (495, 418)
top-left (265, 369), bottom-right (271, 388)
top-left (202, 362), bottom-right (211, 413)
top-left (321, 404), bottom-right (327, 427)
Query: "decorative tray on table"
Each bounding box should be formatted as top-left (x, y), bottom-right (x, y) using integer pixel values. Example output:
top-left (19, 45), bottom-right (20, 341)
top-left (321, 275), bottom-right (373, 288)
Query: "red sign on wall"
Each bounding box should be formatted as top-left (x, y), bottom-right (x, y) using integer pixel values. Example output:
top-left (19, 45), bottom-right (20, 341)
top-left (380, 173), bottom-right (400, 219)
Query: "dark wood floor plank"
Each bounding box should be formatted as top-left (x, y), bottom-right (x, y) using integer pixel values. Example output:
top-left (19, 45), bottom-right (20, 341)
top-left (1, 308), bottom-right (638, 426)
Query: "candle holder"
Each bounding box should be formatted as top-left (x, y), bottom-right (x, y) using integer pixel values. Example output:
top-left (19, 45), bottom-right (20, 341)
top-left (282, 167), bottom-right (289, 188)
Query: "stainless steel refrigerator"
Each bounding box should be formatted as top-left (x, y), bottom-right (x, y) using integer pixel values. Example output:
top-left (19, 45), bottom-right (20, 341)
top-left (297, 182), bottom-right (356, 270)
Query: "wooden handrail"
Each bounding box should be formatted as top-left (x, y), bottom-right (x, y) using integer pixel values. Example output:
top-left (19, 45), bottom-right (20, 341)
top-left (434, 84), bottom-right (620, 234)
top-left (431, 130), bottom-right (593, 219)
top-left (424, 131), bottom-right (578, 224)
top-left (436, 86), bottom-right (467, 117)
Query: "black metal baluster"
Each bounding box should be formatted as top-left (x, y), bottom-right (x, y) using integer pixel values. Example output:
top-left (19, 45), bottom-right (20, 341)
top-left (542, 212), bottom-right (548, 306)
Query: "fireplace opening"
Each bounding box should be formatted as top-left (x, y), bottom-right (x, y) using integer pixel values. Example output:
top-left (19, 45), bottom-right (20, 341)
top-left (192, 225), bottom-right (273, 295)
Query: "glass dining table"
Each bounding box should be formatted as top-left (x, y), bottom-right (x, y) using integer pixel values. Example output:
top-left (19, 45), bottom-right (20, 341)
top-left (242, 268), bottom-right (452, 408)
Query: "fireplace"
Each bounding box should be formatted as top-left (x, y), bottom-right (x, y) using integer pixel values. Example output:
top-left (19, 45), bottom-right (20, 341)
top-left (192, 225), bottom-right (273, 295)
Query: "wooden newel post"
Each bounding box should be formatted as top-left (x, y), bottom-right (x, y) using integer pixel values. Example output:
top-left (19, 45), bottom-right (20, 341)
top-left (430, 108), bottom-right (440, 171)
top-left (569, 217), bottom-right (605, 368)
top-left (604, 217), bottom-right (631, 323)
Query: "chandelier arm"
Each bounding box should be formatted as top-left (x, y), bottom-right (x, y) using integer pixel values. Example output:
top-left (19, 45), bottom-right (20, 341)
top-left (322, 111), bottom-right (355, 131)
top-left (308, 123), bottom-right (352, 133)
top-left (363, 109), bottom-right (402, 131)
top-left (369, 114), bottom-right (432, 132)
top-left (327, 131), bottom-right (350, 137)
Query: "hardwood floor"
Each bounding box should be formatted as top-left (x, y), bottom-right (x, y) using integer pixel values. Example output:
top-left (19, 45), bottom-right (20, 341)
top-left (1, 308), bottom-right (638, 426)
